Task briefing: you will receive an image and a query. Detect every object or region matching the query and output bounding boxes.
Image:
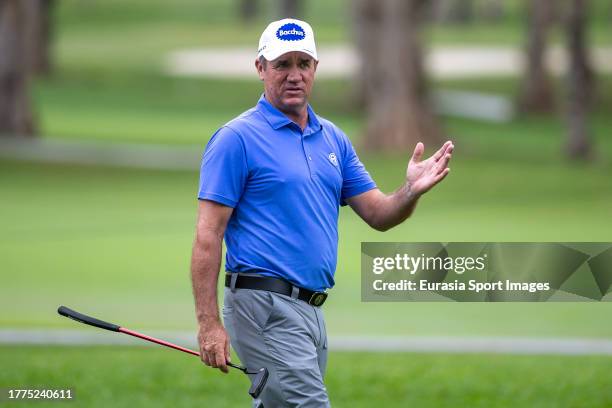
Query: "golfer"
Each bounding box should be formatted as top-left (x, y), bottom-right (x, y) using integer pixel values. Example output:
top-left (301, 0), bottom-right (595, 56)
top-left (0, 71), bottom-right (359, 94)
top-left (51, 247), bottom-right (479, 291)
top-left (191, 18), bottom-right (453, 407)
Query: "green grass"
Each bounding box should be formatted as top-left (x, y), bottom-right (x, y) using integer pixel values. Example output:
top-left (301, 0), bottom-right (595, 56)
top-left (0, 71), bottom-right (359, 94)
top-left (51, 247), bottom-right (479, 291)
top-left (1, 155), bottom-right (611, 336)
top-left (34, 72), bottom-right (360, 144)
top-left (7, 73), bottom-right (612, 335)
top-left (1, 346), bottom-right (610, 407)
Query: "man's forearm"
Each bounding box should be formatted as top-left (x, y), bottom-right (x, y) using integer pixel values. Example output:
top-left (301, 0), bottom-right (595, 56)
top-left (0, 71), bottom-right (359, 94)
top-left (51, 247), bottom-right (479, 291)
top-left (371, 182), bottom-right (420, 231)
top-left (191, 231), bottom-right (223, 325)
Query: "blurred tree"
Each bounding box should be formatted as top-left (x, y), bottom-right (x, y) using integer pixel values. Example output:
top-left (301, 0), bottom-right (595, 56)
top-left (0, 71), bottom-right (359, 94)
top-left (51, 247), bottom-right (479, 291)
top-left (0, 0), bottom-right (37, 136)
top-left (518, 0), bottom-right (556, 113)
top-left (564, 0), bottom-right (595, 159)
top-left (280, 0), bottom-right (302, 19)
top-left (479, 0), bottom-right (505, 21)
top-left (430, 0), bottom-right (474, 24)
top-left (238, 0), bottom-right (258, 22)
top-left (354, 0), bottom-right (440, 151)
top-left (24, 0), bottom-right (55, 76)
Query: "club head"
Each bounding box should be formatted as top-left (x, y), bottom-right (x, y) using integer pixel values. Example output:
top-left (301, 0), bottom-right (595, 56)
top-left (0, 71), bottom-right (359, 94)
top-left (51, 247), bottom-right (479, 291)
top-left (247, 367), bottom-right (269, 399)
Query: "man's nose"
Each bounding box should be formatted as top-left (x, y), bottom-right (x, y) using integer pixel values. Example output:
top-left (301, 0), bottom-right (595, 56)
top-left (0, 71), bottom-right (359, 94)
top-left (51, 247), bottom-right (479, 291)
top-left (287, 66), bottom-right (301, 82)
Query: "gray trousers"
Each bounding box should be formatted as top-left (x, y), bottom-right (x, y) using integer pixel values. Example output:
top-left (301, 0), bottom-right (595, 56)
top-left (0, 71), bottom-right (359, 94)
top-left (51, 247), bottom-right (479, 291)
top-left (223, 285), bottom-right (330, 407)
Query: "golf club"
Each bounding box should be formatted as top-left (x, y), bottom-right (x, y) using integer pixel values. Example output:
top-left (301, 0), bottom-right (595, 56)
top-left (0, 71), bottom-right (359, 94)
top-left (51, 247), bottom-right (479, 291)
top-left (57, 305), bottom-right (268, 398)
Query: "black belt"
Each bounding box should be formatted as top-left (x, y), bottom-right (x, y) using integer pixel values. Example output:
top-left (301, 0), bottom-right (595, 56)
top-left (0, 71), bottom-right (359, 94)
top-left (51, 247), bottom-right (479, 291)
top-left (225, 274), bottom-right (328, 307)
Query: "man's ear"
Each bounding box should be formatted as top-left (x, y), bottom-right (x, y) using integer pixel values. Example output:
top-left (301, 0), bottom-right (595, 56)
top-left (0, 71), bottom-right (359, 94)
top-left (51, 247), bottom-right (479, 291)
top-left (314, 60), bottom-right (319, 72)
top-left (255, 59), bottom-right (265, 81)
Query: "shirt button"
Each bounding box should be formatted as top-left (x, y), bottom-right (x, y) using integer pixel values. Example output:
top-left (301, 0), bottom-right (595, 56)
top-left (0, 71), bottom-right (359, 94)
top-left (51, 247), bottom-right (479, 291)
top-left (308, 156), bottom-right (312, 160)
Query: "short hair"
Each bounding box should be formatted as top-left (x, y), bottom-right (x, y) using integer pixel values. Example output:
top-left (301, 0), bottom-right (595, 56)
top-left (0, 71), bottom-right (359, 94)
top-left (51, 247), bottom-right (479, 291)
top-left (258, 56), bottom-right (267, 69)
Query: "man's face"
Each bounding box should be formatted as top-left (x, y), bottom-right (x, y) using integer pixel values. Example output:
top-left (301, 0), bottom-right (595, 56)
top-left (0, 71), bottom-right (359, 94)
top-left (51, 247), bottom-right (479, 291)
top-left (256, 51), bottom-right (318, 115)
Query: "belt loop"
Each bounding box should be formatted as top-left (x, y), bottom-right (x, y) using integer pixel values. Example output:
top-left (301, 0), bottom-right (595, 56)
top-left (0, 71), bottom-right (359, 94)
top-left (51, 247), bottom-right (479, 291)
top-left (230, 273), bottom-right (238, 293)
top-left (291, 285), bottom-right (300, 299)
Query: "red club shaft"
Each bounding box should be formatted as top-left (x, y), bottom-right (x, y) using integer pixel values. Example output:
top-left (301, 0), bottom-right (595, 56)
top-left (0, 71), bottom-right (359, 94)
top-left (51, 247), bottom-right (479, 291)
top-left (119, 327), bottom-right (200, 357)
top-left (118, 327), bottom-right (245, 372)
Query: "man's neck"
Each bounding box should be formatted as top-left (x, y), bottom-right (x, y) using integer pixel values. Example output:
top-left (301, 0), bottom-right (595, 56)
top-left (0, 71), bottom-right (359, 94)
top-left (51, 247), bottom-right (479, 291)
top-left (265, 95), bottom-right (309, 131)
top-left (285, 109), bottom-right (308, 131)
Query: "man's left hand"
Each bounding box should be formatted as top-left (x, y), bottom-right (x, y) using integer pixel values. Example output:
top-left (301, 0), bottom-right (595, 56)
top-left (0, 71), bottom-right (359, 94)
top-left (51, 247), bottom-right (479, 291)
top-left (406, 140), bottom-right (454, 196)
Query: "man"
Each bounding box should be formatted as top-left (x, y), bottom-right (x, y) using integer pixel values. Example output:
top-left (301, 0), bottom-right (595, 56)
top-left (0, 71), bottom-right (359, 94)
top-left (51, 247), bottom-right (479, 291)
top-left (191, 18), bottom-right (453, 407)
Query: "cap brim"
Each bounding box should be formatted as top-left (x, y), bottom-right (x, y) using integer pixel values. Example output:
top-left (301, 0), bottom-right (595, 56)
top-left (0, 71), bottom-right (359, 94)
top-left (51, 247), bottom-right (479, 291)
top-left (261, 46), bottom-right (318, 62)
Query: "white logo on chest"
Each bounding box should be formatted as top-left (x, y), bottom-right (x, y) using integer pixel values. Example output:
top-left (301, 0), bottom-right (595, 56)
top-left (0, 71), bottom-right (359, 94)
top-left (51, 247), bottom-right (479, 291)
top-left (328, 153), bottom-right (338, 166)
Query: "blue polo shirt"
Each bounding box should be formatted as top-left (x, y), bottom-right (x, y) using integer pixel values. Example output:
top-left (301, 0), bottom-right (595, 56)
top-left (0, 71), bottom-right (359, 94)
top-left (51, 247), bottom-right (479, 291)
top-left (198, 95), bottom-right (376, 291)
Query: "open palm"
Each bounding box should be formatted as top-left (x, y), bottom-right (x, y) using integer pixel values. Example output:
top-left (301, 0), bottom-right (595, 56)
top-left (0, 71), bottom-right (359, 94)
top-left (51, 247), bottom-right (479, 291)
top-left (406, 141), bottom-right (454, 196)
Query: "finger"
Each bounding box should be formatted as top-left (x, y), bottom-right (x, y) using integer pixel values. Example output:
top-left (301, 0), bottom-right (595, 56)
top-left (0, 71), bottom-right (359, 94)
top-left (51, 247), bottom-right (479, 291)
top-left (214, 348), bottom-right (229, 373)
top-left (435, 150), bottom-right (452, 170)
top-left (434, 168), bottom-right (450, 183)
top-left (411, 142), bottom-right (424, 163)
top-left (436, 142), bottom-right (454, 162)
top-left (202, 352), bottom-right (211, 366)
top-left (444, 143), bottom-right (454, 157)
top-left (198, 332), bottom-right (208, 364)
top-left (204, 345), bottom-right (217, 367)
top-left (436, 153), bottom-right (452, 174)
top-left (225, 338), bottom-right (231, 364)
top-left (433, 141), bottom-right (452, 162)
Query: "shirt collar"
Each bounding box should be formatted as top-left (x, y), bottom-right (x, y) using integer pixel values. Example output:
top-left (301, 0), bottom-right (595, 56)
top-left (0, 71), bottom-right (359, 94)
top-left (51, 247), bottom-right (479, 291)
top-left (256, 94), bottom-right (322, 135)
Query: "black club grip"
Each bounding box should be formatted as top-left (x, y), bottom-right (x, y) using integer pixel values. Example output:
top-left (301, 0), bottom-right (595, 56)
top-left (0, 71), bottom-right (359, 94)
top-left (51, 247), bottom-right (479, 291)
top-left (58, 306), bottom-right (120, 332)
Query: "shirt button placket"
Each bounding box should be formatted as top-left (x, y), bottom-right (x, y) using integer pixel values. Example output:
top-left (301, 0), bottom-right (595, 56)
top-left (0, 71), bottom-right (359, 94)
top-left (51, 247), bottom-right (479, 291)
top-left (301, 134), bottom-right (314, 179)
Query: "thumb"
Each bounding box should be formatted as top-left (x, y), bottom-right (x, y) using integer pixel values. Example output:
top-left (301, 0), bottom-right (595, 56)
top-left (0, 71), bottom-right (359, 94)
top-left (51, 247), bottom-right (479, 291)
top-left (225, 338), bottom-right (231, 363)
top-left (411, 142), bottom-right (424, 163)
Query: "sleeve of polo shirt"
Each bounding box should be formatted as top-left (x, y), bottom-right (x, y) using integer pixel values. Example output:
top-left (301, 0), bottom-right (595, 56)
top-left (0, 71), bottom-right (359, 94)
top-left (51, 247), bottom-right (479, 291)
top-left (339, 131), bottom-right (377, 206)
top-left (198, 126), bottom-right (247, 208)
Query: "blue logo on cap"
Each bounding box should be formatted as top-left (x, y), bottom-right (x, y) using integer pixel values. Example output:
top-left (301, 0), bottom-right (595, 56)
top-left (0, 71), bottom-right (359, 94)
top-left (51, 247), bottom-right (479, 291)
top-left (276, 23), bottom-right (305, 41)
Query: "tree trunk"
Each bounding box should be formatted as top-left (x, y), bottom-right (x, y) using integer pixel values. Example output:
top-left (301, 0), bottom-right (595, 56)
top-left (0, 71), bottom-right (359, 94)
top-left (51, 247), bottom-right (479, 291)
top-left (518, 0), bottom-right (555, 113)
top-left (280, 0), bottom-right (302, 19)
top-left (355, 0), bottom-right (440, 152)
top-left (353, 0), bottom-right (380, 108)
top-left (24, 0), bottom-right (54, 76)
top-left (564, 0), bottom-right (594, 159)
top-left (238, 0), bottom-right (257, 22)
top-left (0, 0), bottom-right (37, 136)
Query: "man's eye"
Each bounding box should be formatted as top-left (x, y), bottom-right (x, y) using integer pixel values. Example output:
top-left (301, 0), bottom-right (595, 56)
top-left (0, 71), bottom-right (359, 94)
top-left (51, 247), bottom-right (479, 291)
top-left (300, 61), bottom-right (310, 68)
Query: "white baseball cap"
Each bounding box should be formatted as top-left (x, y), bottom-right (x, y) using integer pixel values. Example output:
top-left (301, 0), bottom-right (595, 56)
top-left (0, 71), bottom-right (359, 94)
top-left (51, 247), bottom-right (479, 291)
top-left (257, 18), bottom-right (318, 62)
